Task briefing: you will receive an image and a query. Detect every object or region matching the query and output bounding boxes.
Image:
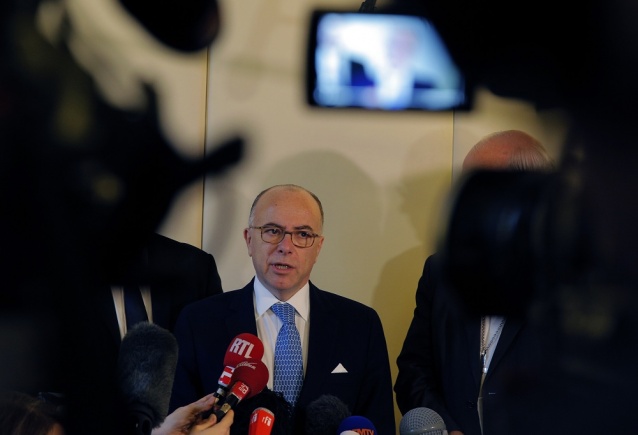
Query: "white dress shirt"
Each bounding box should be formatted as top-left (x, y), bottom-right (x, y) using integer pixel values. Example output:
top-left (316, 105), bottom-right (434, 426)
top-left (111, 285), bottom-right (152, 340)
top-left (253, 277), bottom-right (310, 389)
top-left (481, 315), bottom-right (506, 372)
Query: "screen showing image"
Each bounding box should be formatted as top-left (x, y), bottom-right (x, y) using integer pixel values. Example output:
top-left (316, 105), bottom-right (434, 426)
top-left (308, 12), bottom-right (469, 111)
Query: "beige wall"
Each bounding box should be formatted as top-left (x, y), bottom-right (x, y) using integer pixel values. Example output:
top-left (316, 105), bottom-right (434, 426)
top-left (61, 0), bottom-right (568, 432)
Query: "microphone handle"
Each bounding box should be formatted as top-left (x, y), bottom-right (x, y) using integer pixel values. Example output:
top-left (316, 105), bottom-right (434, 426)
top-left (214, 393), bottom-right (239, 420)
top-left (213, 386), bottom-right (228, 402)
top-left (199, 387), bottom-right (229, 420)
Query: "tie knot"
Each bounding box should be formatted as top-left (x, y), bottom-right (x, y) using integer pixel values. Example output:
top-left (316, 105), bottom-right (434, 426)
top-left (271, 303), bottom-right (296, 325)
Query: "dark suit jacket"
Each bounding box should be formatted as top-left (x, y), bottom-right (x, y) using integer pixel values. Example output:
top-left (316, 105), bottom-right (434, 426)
top-left (91, 233), bottom-right (223, 364)
top-left (69, 234), bottom-right (223, 434)
top-left (394, 254), bottom-right (542, 435)
top-left (169, 280), bottom-right (396, 435)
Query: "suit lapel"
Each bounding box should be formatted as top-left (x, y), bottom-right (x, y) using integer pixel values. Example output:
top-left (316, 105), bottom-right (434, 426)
top-left (224, 282), bottom-right (259, 335)
top-left (465, 316), bottom-right (483, 388)
top-left (151, 284), bottom-right (171, 328)
top-left (485, 317), bottom-right (524, 380)
top-left (95, 286), bottom-right (123, 348)
top-left (297, 283), bottom-right (338, 405)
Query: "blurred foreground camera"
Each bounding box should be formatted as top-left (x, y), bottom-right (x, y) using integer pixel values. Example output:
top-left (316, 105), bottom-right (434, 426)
top-left (438, 170), bottom-right (556, 318)
top-left (437, 149), bottom-right (638, 433)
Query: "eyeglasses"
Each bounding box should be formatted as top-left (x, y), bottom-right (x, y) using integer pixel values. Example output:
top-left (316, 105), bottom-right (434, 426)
top-left (250, 225), bottom-right (320, 248)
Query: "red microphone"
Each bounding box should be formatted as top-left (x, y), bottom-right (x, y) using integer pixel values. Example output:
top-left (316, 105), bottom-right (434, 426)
top-left (214, 359), bottom-right (269, 420)
top-left (214, 333), bottom-right (264, 401)
top-left (249, 407), bottom-right (275, 435)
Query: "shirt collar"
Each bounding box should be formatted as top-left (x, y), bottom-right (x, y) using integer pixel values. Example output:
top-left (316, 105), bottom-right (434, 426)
top-left (254, 277), bottom-right (310, 321)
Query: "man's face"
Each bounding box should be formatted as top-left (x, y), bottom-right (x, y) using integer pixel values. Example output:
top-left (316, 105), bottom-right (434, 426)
top-left (244, 187), bottom-right (324, 300)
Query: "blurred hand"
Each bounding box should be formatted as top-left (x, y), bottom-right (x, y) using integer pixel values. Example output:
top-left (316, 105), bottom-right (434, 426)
top-left (190, 410), bottom-right (233, 435)
top-left (152, 394), bottom-right (217, 435)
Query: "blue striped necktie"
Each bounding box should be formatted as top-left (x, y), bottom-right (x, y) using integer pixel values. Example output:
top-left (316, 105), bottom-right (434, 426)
top-left (271, 302), bottom-right (304, 406)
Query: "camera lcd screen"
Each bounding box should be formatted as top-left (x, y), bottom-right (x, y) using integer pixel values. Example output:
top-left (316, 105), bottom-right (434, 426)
top-left (307, 11), bottom-right (470, 111)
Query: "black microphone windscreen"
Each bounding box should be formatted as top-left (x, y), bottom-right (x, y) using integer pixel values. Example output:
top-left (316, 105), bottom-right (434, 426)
top-left (399, 407), bottom-right (447, 435)
top-left (117, 322), bottom-right (178, 432)
top-left (304, 394), bottom-right (351, 435)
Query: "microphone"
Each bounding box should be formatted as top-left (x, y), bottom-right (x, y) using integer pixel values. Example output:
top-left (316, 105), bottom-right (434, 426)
top-left (337, 415), bottom-right (377, 435)
top-left (399, 407), bottom-right (448, 435)
top-left (248, 407), bottom-right (275, 435)
top-left (304, 394), bottom-right (351, 435)
top-left (214, 359), bottom-right (269, 420)
top-left (117, 322), bottom-right (178, 435)
top-left (215, 333), bottom-right (264, 402)
top-left (224, 388), bottom-right (292, 434)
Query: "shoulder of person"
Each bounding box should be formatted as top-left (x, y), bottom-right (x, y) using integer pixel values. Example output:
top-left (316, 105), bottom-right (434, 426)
top-left (311, 285), bottom-right (379, 316)
top-left (150, 233), bottom-right (213, 258)
top-left (179, 285), bottom-right (246, 314)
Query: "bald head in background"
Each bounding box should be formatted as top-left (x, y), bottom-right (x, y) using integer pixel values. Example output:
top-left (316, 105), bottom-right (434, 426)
top-left (462, 130), bottom-right (553, 172)
top-left (395, 128), bottom-right (555, 435)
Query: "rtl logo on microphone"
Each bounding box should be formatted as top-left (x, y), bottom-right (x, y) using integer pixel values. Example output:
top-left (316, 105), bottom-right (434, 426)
top-left (229, 338), bottom-right (257, 358)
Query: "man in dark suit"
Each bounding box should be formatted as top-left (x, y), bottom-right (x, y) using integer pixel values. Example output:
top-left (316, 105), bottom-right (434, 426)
top-left (88, 233), bottom-right (223, 369)
top-left (394, 130), bottom-right (553, 435)
top-left (104, 233), bottom-right (223, 340)
top-left (69, 233), bottom-right (223, 434)
top-left (169, 184), bottom-right (395, 434)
